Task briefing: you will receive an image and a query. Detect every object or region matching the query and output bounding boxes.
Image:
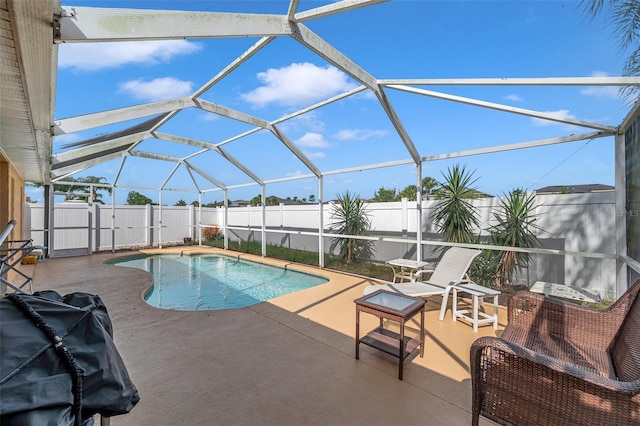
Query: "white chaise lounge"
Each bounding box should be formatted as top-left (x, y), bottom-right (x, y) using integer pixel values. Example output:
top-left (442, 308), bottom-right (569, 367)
top-left (363, 247), bottom-right (482, 321)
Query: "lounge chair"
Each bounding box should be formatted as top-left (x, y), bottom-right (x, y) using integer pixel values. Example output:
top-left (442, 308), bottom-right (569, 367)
top-left (1, 220), bottom-right (45, 294)
top-left (363, 247), bottom-right (482, 321)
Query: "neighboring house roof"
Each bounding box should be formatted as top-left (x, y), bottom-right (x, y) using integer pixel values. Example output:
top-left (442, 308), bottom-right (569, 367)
top-left (535, 184), bottom-right (615, 194)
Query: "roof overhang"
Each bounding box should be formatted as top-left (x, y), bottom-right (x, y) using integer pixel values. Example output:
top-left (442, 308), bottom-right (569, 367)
top-left (0, 0), bottom-right (58, 183)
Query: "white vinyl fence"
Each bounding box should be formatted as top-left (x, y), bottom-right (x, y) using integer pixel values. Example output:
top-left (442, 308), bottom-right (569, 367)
top-left (26, 191), bottom-right (619, 298)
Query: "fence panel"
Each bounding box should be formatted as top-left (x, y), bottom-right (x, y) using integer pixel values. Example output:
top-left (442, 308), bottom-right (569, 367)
top-left (27, 192), bottom-right (617, 294)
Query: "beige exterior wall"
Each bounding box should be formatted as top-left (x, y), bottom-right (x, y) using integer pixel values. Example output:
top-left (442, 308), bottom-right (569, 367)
top-left (0, 150), bottom-right (25, 238)
top-left (1, 150), bottom-right (27, 288)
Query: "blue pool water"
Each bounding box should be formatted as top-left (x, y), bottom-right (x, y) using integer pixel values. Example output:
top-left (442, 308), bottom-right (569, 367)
top-left (109, 254), bottom-right (328, 311)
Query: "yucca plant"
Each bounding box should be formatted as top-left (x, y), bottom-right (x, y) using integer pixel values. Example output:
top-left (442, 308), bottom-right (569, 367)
top-left (469, 244), bottom-right (502, 289)
top-left (433, 164), bottom-right (480, 243)
top-left (490, 189), bottom-right (542, 288)
top-left (330, 191), bottom-right (372, 264)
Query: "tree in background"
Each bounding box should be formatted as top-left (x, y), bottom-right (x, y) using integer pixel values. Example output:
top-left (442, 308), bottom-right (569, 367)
top-left (433, 164), bottom-right (480, 243)
top-left (28, 176), bottom-right (111, 203)
top-left (421, 176), bottom-right (439, 200)
top-left (581, 0), bottom-right (640, 100)
top-left (329, 191), bottom-right (372, 264)
top-left (126, 191), bottom-right (153, 205)
top-left (398, 185), bottom-right (418, 201)
top-left (175, 200), bottom-right (187, 206)
top-left (372, 187), bottom-right (398, 202)
top-left (308, 195), bottom-right (316, 203)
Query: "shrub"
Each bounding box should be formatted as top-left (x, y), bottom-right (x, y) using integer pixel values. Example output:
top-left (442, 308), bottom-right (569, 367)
top-left (202, 225), bottom-right (221, 241)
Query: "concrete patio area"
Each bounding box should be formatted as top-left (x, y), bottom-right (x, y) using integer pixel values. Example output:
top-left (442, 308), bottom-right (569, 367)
top-left (28, 247), bottom-right (505, 425)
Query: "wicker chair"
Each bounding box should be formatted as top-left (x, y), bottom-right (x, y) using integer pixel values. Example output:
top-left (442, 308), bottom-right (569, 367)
top-left (470, 279), bottom-right (640, 426)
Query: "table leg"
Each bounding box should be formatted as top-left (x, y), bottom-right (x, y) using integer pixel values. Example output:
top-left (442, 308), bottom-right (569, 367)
top-left (355, 308), bottom-right (360, 359)
top-left (419, 306), bottom-right (425, 357)
top-left (399, 318), bottom-right (405, 380)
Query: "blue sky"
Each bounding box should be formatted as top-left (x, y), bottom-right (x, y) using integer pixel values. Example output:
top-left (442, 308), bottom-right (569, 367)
top-left (35, 0), bottom-right (632, 205)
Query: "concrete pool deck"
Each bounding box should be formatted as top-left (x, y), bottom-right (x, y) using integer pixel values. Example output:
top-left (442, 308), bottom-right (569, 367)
top-left (28, 246), bottom-right (505, 425)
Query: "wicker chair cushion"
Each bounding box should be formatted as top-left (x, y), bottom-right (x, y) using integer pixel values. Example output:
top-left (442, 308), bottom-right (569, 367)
top-left (502, 326), bottom-right (616, 378)
top-left (611, 293), bottom-right (640, 381)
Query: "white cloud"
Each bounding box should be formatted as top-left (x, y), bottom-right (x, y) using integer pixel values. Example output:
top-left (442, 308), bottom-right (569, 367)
top-left (119, 77), bottom-right (193, 101)
top-left (58, 40), bottom-right (202, 71)
top-left (531, 109), bottom-right (576, 127)
top-left (241, 62), bottom-right (357, 108)
top-left (199, 112), bottom-right (219, 122)
top-left (304, 151), bottom-right (326, 160)
top-left (505, 94), bottom-right (523, 102)
top-left (281, 111), bottom-right (326, 133)
top-left (581, 86), bottom-right (621, 99)
top-left (286, 170), bottom-right (305, 177)
top-left (334, 129), bottom-right (387, 141)
top-left (295, 132), bottom-right (330, 148)
top-left (580, 71), bottom-right (622, 99)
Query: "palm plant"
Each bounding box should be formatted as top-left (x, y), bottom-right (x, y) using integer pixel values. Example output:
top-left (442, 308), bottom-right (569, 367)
top-left (490, 189), bottom-right (542, 288)
top-left (330, 191), bottom-right (372, 264)
top-left (433, 164), bottom-right (480, 243)
top-left (421, 176), bottom-right (439, 200)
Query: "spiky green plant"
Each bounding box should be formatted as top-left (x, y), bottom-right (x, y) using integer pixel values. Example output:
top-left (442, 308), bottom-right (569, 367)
top-left (490, 189), bottom-right (542, 287)
top-left (433, 164), bottom-right (480, 243)
top-left (330, 191), bottom-right (372, 264)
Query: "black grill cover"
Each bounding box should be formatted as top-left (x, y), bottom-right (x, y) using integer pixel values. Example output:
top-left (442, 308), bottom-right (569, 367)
top-left (0, 291), bottom-right (139, 425)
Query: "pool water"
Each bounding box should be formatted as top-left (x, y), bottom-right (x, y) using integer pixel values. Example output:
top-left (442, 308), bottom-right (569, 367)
top-left (110, 254), bottom-right (328, 311)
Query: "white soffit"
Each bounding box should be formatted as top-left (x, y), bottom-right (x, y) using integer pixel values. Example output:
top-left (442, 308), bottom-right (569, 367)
top-left (0, 0), bottom-right (57, 183)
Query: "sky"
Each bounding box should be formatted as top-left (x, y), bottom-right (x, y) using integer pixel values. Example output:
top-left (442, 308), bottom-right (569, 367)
top-left (32, 0), bottom-right (634, 205)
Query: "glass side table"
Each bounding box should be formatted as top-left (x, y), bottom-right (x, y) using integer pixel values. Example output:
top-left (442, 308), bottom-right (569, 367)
top-left (354, 289), bottom-right (425, 380)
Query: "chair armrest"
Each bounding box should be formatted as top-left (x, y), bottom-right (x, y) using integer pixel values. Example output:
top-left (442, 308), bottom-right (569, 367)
top-left (412, 269), bottom-right (434, 280)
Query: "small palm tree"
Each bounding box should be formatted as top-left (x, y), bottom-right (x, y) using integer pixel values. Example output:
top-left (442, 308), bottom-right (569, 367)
top-left (490, 189), bottom-right (542, 288)
top-left (330, 191), bottom-right (371, 264)
top-left (433, 164), bottom-right (480, 243)
top-left (421, 176), bottom-right (439, 200)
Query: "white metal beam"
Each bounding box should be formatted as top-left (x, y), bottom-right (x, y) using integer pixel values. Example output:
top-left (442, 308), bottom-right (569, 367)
top-left (420, 131), bottom-right (611, 162)
top-left (290, 22), bottom-right (377, 89)
top-left (269, 124), bottom-right (322, 177)
top-left (160, 162), bottom-right (182, 190)
top-left (290, 23), bottom-right (421, 163)
top-left (192, 37), bottom-right (275, 98)
top-left (287, 0), bottom-right (300, 20)
top-left (194, 99), bottom-right (271, 128)
top-left (51, 150), bottom-right (126, 178)
top-left (53, 131), bottom-right (147, 163)
top-left (379, 77), bottom-right (640, 86)
top-left (388, 84), bottom-right (618, 132)
top-left (153, 131), bottom-right (263, 184)
top-left (294, 0), bottom-right (389, 22)
top-left (183, 161), bottom-right (226, 190)
top-left (129, 150), bottom-right (182, 163)
top-left (53, 97), bottom-right (194, 135)
top-left (56, 7), bottom-right (291, 42)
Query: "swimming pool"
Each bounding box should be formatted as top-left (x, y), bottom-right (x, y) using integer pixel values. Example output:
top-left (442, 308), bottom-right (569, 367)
top-left (109, 254), bottom-right (329, 311)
